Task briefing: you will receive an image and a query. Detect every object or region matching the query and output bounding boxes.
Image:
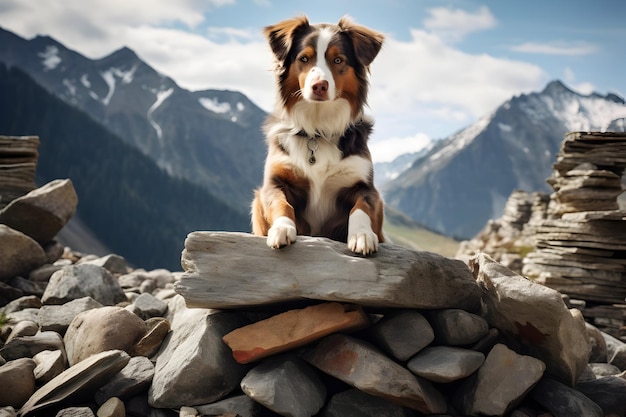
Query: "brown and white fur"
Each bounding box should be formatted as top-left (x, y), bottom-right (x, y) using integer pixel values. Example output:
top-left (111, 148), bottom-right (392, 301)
top-left (252, 16), bottom-right (385, 255)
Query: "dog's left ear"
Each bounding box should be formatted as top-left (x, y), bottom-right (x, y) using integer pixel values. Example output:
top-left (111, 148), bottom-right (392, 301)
top-left (338, 16), bottom-right (384, 67)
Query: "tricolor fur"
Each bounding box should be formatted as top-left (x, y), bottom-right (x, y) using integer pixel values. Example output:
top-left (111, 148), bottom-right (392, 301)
top-left (252, 16), bottom-right (385, 255)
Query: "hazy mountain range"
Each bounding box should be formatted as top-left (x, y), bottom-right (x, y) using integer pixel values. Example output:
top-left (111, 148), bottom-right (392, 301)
top-left (1, 25), bottom-right (625, 265)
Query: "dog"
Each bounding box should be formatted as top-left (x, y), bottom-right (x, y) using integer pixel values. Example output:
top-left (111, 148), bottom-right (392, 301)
top-left (251, 16), bottom-right (385, 255)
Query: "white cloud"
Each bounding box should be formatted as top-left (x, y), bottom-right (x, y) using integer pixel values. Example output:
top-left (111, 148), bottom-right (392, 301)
top-left (1, 0), bottom-right (548, 143)
top-left (369, 133), bottom-right (432, 163)
top-left (369, 29), bottom-right (546, 125)
top-left (423, 5), bottom-right (496, 42)
top-left (511, 41), bottom-right (597, 56)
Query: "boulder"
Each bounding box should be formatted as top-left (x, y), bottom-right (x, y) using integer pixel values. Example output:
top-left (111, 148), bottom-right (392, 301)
top-left (64, 307), bottom-right (148, 366)
top-left (19, 350), bottom-right (130, 417)
top-left (369, 310), bottom-right (434, 361)
top-left (407, 346), bottom-right (485, 383)
top-left (0, 225), bottom-right (47, 282)
top-left (177, 232), bottom-right (482, 311)
top-left (456, 343), bottom-right (545, 416)
top-left (0, 358), bottom-right (36, 408)
top-left (42, 265), bottom-right (126, 306)
top-left (240, 355), bottom-right (326, 417)
top-left (470, 253), bottom-right (590, 386)
top-left (148, 295), bottom-right (249, 408)
top-left (303, 334), bottom-right (447, 415)
top-left (0, 179), bottom-right (77, 243)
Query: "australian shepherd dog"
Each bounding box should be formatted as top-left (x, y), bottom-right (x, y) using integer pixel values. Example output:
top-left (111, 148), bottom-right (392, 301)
top-left (252, 16), bottom-right (385, 255)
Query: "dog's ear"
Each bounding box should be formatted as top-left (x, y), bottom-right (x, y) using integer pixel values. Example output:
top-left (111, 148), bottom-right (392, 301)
top-left (264, 16), bottom-right (310, 63)
top-left (338, 16), bottom-right (384, 67)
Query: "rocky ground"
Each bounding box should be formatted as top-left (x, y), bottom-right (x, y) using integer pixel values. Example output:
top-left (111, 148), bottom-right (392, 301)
top-left (1, 174), bottom-right (626, 416)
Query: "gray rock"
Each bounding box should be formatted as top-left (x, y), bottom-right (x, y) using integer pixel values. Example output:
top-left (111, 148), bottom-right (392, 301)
top-left (585, 322), bottom-right (608, 363)
top-left (194, 394), bottom-right (264, 417)
top-left (603, 331), bottom-right (626, 371)
top-left (117, 271), bottom-right (146, 289)
top-left (427, 309), bottom-right (489, 346)
top-left (64, 306), bottom-right (148, 366)
top-left (5, 308), bottom-right (40, 324)
top-left (1, 295), bottom-right (41, 315)
top-left (131, 317), bottom-right (170, 358)
top-left (39, 297), bottom-right (104, 334)
top-left (369, 310), bottom-right (434, 361)
top-left (177, 232), bottom-right (482, 311)
top-left (0, 179), bottom-right (77, 243)
top-left (7, 276), bottom-right (46, 297)
top-left (19, 350), bottom-right (130, 417)
top-left (531, 378), bottom-right (603, 417)
top-left (241, 355), bottom-right (326, 417)
top-left (0, 225), bottom-right (47, 282)
top-left (407, 346), bottom-right (485, 383)
top-left (304, 334), bottom-right (446, 415)
top-left (0, 358), bottom-right (36, 408)
top-left (96, 397), bottom-right (125, 417)
top-left (33, 349), bottom-right (66, 384)
top-left (456, 343), bottom-right (545, 416)
top-left (0, 331), bottom-right (65, 361)
top-left (54, 407), bottom-right (95, 417)
top-left (84, 254), bottom-right (128, 275)
top-left (148, 295), bottom-right (249, 408)
top-left (588, 362), bottom-right (621, 378)
top-left (470, 253), bottom-right (590, 386)
top-left (28, 264), bottom-right (65, 283)
top-left (42, 264), bottom-right (126, 306)
top-left (133, 293), bottom-right (168, 318)
top-left (0, 406), bottom-right (17, 417)
top-left (5, 320), bottom-right (39, 344)
top-left (95, 356), bottom-right (154, 405)
top-left (321, 389), bottom-right (418, 417)
top-left (576, 376), bottom-right (626, 417)
top-left (0, 281), bottom-right (23, 306)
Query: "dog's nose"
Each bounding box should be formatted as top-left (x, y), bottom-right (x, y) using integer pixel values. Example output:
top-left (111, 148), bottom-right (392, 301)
top-left (312, 80), bottom-right (329, 98)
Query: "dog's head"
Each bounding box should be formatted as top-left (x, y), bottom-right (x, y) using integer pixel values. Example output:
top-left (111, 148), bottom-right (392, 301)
top-left (265, 16), bottom-right (384, 119)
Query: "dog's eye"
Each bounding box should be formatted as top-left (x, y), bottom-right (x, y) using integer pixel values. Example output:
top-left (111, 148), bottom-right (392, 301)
top-left (300, 56), bottom-right (309, 63)
top-left (334, 57), bottom-right (343, 64)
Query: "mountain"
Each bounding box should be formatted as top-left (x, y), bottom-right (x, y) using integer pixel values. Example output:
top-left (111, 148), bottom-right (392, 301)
top-left (0, 27), bottom-right (267, 210)
top-left (373, 145), bottom-right (434, 188)
top-left (382, 80), bottom-right (626, 239)
top-left (0, 63), bottom-right (249, 270)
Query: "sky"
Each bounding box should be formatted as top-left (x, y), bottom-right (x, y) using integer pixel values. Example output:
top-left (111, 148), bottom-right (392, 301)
top-left (1, 0), bottom-right (624, 162)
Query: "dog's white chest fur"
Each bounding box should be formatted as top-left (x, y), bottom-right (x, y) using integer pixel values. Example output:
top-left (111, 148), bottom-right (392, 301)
top-left (279, 133), bottom-right (371, 234)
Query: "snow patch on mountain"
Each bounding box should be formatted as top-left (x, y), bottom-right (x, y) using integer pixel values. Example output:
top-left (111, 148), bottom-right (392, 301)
top-left (147, 87), bottom-right (174, 142)
top-left (100, 70), bottom-right (116, 106)
top-left (39, 45), bottom-right (61, 71)
top-left (199, 97), bottom-right (231, 114)
top-left (80, 74), bottom-right (91, 88)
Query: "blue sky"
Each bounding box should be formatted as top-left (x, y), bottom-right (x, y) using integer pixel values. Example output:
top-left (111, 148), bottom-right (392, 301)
top-left (1, 0), bottom-right (624, 161)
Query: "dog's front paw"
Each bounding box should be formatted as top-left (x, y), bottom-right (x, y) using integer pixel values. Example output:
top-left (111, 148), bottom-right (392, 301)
top-left (267, 216), bottom-right (297, 249)
top-left (347, 209), bottom-right (379, 255)
top-left (348, 230), bottom-right (379, 255)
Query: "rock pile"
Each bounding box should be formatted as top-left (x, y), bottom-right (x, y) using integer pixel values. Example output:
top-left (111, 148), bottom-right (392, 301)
top-left (1, 134), bottom-right (626, 416)
top-left (522, 132), bottom-right (626, 338)
top-left (0, 136), bottom-right (39, 209)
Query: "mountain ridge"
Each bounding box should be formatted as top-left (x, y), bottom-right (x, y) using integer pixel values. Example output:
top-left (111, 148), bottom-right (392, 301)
top-left (383, 79), bottom-right (626, 239)
top-left (0, 63), bottom-right (249, 270)
top-left (0, 26), bottom-right (267, 210)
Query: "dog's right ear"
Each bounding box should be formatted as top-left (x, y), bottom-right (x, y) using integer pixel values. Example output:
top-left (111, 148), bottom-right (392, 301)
top-left (264, 16), bottom-right (310, 63)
